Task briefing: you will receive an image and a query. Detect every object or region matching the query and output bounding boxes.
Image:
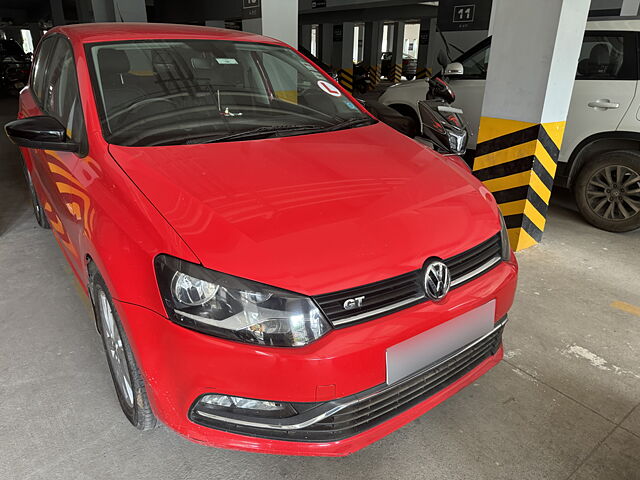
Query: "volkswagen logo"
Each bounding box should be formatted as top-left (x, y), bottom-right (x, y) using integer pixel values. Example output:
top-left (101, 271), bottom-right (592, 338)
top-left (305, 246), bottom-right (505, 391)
top-left (424, 260), bottom-right (451, 301)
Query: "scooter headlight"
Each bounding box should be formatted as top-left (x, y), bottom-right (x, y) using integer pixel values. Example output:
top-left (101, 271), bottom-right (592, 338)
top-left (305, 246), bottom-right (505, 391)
top-left (445, 126), bottom-right (467, 155)
top-left (155, 255), bottom-right (330, 347)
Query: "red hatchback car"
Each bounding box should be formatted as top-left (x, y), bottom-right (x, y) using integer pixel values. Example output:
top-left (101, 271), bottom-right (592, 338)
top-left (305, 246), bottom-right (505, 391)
top-left (5, 23), bottom-right (518, 456)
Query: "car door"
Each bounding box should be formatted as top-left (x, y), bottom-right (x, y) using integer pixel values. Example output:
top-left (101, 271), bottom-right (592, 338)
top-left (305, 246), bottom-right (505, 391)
top-left (29, 36), bottom-right (88, 273)
top-left (561, 31), bottom-right (638, 164)
top-left (446, 39), bottom-right (491, 150)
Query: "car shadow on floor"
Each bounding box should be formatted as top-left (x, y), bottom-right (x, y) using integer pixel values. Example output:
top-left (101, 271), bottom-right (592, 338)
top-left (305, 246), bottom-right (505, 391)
top-left (0, 97), bottom-right (30, 237)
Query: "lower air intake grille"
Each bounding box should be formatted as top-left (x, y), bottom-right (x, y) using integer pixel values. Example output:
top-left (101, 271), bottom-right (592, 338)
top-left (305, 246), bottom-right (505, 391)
top-left (190, 319), bottom-right (505, 442)
top-left (314, 233), bottom-right (502, 326)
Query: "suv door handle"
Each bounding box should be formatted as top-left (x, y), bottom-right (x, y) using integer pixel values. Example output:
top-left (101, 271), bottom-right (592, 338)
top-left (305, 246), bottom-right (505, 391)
top-left (588, 99), bottom-right (620, 110)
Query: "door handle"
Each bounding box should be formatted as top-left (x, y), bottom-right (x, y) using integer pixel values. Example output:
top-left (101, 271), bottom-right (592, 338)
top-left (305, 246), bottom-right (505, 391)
top-left (588, 99), bottom-right (620, 110)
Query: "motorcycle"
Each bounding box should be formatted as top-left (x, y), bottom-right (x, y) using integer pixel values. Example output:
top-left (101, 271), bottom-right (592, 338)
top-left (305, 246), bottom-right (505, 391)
top-left (0, 40), bottom-right (31, 97)
top-left (416, 73), bottom-right (468, 156)
top-left (352, 62), bottom-right (372, 94)
top-left (0, 62), bottom-right (30, 96)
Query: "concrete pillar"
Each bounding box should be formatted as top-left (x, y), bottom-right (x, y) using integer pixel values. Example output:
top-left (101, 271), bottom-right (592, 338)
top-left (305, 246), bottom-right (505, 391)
top-left (299, 24), bottom-right (312, 50)
top-left (112, 0), bottom-right (147, 21)
top-left (472, 0), bottom-right (590, 251)
top-left (621, 0), bottom-right (640, 15)
top-left (91, 0), bottom-right (114, 21)
top-left (425, 18), bottom-right (439, 75)
top-left (320, 23), bottom-right (333, 66)
top-left (390, 21), bottom-right (404, 83)
top-left (362, 21), bottom-right (383, 87)
top-left (90, 0), bottom-right (146, 21)
top-left (416, 18), bottom-right (430, 79)
top-left (75, 0), bottom-right (92, 22)
top-left (243, 0), bottom-right (297, 47)
top-left (331, 22), bottom-right (355, 92)
top-left (49, 0), bottom-right (65, 25)
top-left (29, 24), bottom-right (43, 48)
top-left (242, 18), bottom-right (262, 35)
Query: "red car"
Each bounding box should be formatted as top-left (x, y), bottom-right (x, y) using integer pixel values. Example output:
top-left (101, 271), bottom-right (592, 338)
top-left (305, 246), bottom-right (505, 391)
top-left (5, 23), bottom-right (518, 456)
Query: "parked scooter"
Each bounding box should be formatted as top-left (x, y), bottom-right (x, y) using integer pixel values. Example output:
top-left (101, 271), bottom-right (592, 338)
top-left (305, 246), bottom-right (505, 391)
top-left (353, 62), bottom-right (372, 94)
top-left (0, 40), bottom-right (31, 97)
top-left (417, 72), bottom-right (468, 155)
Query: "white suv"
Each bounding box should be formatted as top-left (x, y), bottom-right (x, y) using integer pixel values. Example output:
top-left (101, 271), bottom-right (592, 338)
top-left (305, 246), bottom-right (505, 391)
top-left (380, 19), bottom-right (640, 232)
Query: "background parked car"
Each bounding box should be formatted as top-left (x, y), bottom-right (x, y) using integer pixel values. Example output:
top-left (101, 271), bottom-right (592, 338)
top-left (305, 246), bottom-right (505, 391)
top-left (381, 52), bottom-right (417, 80)
top-left (0, 39), bottom-right (31, 96)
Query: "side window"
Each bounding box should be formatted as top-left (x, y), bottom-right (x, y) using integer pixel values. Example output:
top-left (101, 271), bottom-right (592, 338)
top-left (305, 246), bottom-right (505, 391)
top-left (42, 39), bottom-right (86, 145)
top-left (576, 32), bottom-right (638, 80)
top-left (31, 37), bottom-right (57, 102)
top-left (458, 44), bottom-right (490, 80)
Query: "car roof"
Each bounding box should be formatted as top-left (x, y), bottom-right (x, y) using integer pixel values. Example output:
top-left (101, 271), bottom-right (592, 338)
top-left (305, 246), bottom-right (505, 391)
top-left (49, 22), bottom-right (287, 46)
top-left (586, 17), bottom-right (640, 31)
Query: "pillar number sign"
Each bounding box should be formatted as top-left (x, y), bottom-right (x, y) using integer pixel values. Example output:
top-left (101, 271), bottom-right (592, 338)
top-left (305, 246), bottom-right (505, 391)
top-left (453, 5), bottom-right (475, 23)
top-left (437, 0), bottom-right (492, 31)
top-left (242, 0), bottom-right (261, 19)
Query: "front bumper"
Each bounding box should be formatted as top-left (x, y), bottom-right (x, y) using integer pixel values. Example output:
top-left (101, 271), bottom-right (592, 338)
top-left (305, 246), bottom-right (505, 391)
top-left (115, 257), bottom-right (517, 456)
top-left (189, 316), bottom-right (506, 442)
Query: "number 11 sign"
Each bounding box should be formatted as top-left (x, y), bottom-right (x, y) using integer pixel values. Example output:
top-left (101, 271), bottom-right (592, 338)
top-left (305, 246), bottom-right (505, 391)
top-left (453, 5), bottom-right (475, 23)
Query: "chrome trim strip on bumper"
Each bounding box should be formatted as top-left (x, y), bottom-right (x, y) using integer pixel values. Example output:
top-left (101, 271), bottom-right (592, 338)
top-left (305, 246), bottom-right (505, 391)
top-left (193, 316), bottom-right (508, 431)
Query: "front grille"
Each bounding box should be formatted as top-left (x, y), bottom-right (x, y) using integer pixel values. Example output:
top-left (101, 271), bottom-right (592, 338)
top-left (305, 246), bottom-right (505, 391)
top-left (189, 319), bottom-right (505, 443)
top-left (314, 233), bottom-right (502, 326)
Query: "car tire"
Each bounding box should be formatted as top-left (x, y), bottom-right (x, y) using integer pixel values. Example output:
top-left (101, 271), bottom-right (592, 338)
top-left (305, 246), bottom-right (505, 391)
top-left (574, 150), bottom-right (640, 232)
top-left (91, 271), bottom-right (157, 430)
top-left (22, 164), bottom-right (50, 229)
top-left (405, 74), bottom-right (414, 81)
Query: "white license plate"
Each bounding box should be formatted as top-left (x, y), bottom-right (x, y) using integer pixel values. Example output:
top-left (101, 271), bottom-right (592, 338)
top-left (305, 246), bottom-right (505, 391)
top-left (385, 300), bottom-right (496, 384)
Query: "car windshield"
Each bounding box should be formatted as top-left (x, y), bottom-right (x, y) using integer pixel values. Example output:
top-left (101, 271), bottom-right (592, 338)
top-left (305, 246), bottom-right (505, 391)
top-left (87, 39), bottom-right (373, 146)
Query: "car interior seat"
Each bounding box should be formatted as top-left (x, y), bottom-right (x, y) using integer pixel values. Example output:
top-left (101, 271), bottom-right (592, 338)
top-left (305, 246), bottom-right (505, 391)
top-left (577, 43), bottom-right (615, 77)
top-left (97, 48), bottom-right (147, 129)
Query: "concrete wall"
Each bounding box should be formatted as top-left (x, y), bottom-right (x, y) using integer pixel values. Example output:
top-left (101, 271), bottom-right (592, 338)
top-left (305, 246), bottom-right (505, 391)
top-left (262, 0), bottom-right (298, 46)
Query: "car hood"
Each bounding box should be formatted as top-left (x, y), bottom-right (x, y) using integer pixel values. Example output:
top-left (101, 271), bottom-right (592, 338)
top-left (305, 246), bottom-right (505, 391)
top-left (109, 123), bottom-right (500, 295)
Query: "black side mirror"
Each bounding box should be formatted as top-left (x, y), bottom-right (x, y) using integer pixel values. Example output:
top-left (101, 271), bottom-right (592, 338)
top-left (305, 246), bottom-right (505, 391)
top-left (4, 116), bottom-right (79, 152)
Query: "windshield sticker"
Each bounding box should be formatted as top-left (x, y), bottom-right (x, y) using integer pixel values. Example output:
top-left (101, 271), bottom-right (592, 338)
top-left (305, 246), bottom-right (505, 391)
top-left (344, 101), bottom-right (358, 110)
top-left (317, 80), bottom-right (342, 97)
top-left (216, 58), bottom-right (238, 64)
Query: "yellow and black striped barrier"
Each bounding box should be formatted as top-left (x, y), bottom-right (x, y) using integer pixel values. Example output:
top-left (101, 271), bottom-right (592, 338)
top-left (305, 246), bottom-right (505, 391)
top-left (391, 64), bottom-right (402, 83)
top-left (337, 68), bottom-right (353, 93)
top-left (368, 65), bottom-right (381, 88)
top-left (472, 117), bottom-right (565, 251)
top-left (416, 67), bottom-right (430, 79)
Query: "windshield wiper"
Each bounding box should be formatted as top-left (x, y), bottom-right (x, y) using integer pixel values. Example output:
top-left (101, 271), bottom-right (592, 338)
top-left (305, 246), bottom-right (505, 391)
top-left (317, 117), bottom-right (376, 132)
top-left (177, 118), bottom-right (375, 145)
top-left (188, 125), bottom-right (323, 144)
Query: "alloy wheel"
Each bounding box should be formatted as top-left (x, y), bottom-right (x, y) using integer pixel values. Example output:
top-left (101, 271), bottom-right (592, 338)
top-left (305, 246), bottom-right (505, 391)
top-left (98, 290), bottom-right (134, 409)
top-left (585, 164), bottom-right (640, 220)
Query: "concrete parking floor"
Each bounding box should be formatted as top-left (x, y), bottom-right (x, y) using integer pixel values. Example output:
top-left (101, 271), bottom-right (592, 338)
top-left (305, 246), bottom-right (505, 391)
top-left (1, 96), bottom-right (639, 480)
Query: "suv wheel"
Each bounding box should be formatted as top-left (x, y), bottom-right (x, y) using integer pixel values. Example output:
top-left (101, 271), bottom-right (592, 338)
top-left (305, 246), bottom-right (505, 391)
top-left (91, 272), bottom-right (157, 430)
top-left (574, 150), bottom-right (640, 232)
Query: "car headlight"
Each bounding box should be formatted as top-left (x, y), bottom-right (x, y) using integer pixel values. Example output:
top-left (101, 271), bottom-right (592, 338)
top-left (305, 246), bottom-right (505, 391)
top-left (154, 255), bottom-right (330, 347)
top-left (499, 212), bottom-right (511, 261)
